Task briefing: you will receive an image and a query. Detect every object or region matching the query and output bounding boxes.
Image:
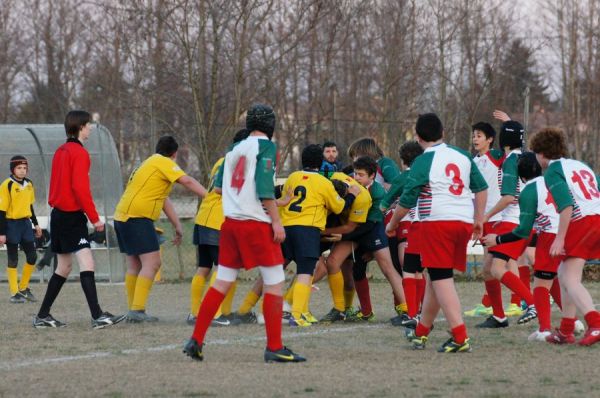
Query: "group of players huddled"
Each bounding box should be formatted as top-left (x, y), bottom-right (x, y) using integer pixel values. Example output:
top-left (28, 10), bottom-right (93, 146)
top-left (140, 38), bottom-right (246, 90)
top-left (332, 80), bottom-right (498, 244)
top-left (2, 105), bottom-right (599, 364)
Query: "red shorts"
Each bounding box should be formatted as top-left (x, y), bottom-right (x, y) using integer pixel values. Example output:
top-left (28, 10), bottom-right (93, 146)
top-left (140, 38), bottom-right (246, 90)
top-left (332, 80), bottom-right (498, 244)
top-left (420, 221), bottom-right (472, 272)
top-left (483, 221), bottom-right (501, 236)
top-left (564, 215), bottom-right (600, 260)
top-left (396, 221), bottom-right (411, 241)
top-left (534, 232), bottom-right (563, 273)
top-left (405, 222), bottom-right (422, 255)
top-left (488, 222), bottom-right (531, 260)
top-left (218, 218), bottom-right (284, 269)
top-left (384, 211), bottom-right (393, 226)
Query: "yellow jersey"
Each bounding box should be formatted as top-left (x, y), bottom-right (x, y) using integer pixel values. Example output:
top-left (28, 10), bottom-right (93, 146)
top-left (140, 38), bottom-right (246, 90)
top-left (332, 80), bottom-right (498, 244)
top-left (330, 172), bottom-right (371, 223)
top-left (114, 154), bottom-right (186, 222)
top-left (279, 170), bottom-right (346, 230)
top-left (0, 177), bottom-right (35, 219)
top-left (195, 158), bottom-right (225, 230)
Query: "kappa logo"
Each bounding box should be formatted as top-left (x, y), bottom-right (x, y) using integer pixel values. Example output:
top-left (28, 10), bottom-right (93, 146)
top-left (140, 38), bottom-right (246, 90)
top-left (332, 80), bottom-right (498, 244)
top-left (78, 238), bottom-right (89, 245)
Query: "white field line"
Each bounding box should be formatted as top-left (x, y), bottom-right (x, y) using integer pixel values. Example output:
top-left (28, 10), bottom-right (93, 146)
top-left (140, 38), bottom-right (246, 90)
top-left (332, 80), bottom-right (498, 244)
top-left (0, 323), bottom-right (386, 371)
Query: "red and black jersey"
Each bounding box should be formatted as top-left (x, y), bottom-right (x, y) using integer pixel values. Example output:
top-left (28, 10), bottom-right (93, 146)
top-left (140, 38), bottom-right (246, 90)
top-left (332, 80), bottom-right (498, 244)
top-left (48, 138), bottom-right (99, 223)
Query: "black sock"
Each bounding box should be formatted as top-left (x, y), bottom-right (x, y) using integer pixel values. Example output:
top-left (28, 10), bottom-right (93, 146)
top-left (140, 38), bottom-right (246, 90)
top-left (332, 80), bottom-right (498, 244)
top-left (80, 271), bottom-right (102, 319)
top-left (38, 273), bottom-right (67, 318)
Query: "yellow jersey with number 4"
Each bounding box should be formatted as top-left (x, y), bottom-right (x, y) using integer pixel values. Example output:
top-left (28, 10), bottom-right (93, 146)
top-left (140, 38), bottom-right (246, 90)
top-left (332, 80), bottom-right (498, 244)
top-left (280, 170), bottom-right (346, 230)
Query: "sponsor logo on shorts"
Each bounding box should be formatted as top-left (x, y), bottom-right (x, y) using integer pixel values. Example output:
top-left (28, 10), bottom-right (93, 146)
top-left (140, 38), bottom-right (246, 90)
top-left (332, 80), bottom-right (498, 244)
top-left (78, 238), bottom-right (89, 245)
top-left (374, 239), bottom-right (381, 246)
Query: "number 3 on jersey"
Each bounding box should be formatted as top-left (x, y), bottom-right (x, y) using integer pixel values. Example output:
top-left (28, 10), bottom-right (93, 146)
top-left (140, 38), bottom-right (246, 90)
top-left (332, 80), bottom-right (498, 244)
top-left (231, 156), bottom-right (246, 194)
top-left (289, 186), bottom-right (307, 212)
top-left (445, 163), bottom-right (464, 196)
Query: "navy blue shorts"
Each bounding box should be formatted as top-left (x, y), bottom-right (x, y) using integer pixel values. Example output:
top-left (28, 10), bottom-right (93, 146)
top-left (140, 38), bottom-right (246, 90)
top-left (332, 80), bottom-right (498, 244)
top-left (50, 209), bottom-right (90, 254)
top-left (282, 225), bottom-right (320, 274)
top-left (193, 225), bottom-right (220, 246)
top-left (115, 218), bottom-right (160, 256)
top-left (6, 218), bottom-right (34, 244)
top-left (355, 222), bottom-right (388, 252)
top-left (194, 225), bottom-right (220, 268)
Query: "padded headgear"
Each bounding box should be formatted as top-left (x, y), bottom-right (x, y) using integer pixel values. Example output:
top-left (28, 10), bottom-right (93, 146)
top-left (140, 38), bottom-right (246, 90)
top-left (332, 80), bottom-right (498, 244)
top-left (10, 155), bottom-right (28, 174)
top-left (499, 120), bottom-right (524, 150)
top-left (517, 151), bottom-right (541, 181)
top-left (246, 104), bottom-right (276, 139)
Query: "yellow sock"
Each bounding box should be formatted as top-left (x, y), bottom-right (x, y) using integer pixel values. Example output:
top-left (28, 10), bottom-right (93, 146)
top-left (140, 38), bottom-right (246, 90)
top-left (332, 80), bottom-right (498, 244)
top-left (18, 263), bottom-right (35, 291)
top-left (190, 274), bottom-right (206, 316)
top-left (328, 271), bottom-right (345, 311)
top-left (131, 276), bottom-right (153, 311)
top-left (284, 278), bottom-right (296, 305)
top-left (125, 273), bottom-right (138, 310)
top-left (221, 281), bottom-right (237, 315)
top-left (238, 290), bottom-right (260, 314)
top-left (292, 282), bottom-right (311, 319)
top-left (397, 302), bottom-right (408, 313)
top-left (303, 277), bottom-right (314, 314)
top-left (344, 288), bottom-right (355, 309)
top-left (7, 267), bottom-right (18, 295)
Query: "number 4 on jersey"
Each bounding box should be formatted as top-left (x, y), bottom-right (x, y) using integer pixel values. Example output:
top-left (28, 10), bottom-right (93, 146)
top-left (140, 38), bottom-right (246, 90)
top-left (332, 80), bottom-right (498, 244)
top-left (231, 156), bottom-right (246, 194)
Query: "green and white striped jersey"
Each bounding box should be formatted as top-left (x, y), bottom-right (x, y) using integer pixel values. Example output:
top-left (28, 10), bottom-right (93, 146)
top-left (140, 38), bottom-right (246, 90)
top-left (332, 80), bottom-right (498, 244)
top-left (399, 143), bottom-right (487, 223)
top-left (544, 158), bottom-right (600, 221)
top-left (473, 149), bottom-right (504, 222)
top-left (513, 177), bottom-right (559, 238)
top-left (215, 136), bottom-right (277, 223)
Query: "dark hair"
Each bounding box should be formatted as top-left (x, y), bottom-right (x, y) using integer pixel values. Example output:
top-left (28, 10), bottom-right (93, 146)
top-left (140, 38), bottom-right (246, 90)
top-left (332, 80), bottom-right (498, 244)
top-left (499, 120), bottom-right (524, 150)
top-left (331, 179), bottom-right (348, 197)
top-left (323, 141), bottom-right (337, 149)
top-left (348, 137), bottom-right (384, 159)
top-left (302, 144), bottom-right (324, 169)
top-left (415, 113), bottom-right (443, 142)
top-left (155, 135), bottom-right (179, 157)
top-left (246, 104), bottom-right (276, 139)
top-left (529, 127), bottom-right (568, 160)
top-left (399, 141), bottom-right (424, 167)
top-left (353, 156), bottom-right (378, 177)
top-left (517, 152), bottom-right (542, 181)
top-left (472, 122), bottom-right (496, 143)
top-left (64, 110), bottom-right (91, 138)
top-left (232, 128), bottom-right (249, 144)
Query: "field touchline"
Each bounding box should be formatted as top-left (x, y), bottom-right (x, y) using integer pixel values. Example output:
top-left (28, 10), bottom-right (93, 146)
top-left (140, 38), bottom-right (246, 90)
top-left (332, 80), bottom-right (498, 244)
top-left (1, 323), bottom-right (384, 371)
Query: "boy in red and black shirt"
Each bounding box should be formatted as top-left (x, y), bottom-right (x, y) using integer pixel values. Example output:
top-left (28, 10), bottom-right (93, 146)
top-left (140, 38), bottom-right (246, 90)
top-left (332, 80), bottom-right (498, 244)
top-left (33, 110), bottom-right (125, 329)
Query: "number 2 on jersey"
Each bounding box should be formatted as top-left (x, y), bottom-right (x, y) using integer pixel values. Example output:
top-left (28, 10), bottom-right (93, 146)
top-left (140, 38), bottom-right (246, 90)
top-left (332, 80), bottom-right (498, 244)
top-left (571, 170), bottom-right (600, 200)
top-left (289, 186), bottom-right (307, 212)
top-left (231, 156), bottom-right (246, 194)
top-left (445, 163), bottom-right (464, 195)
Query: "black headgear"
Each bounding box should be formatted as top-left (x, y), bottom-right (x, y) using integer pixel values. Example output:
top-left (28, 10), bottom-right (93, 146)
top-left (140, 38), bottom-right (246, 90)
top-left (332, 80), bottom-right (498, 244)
top-left (246, 104), bottom-right (276, 140)
top-left (517, 151), bottom-right (541, 181)
top-left (10, 155), bottom-right (28, 174)
top-left (499, 120), bottom-right (524, 150)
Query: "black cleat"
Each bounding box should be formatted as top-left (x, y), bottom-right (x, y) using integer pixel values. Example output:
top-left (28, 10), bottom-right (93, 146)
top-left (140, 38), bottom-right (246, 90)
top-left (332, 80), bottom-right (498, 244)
top-left (19, 288), bottom-right (37, 302)
top-left (211, 315), bottom-right (241, 326)
top-left (33, 314), bottom-right (66, 328)
top-left (476, 315), bottom-right (509, 328)
top-left (438, 337), bottom-right (472, 353)
top-left (126, 310), bottom-right (159, 323)
top-left (92, 312), bottom-right (126, 329)
top-left (233, 311), bottom-right (258, 324)
top-left (319, 308), bottom-right (345, 324)
top-left (10, 292), bottom-right (26, 303)
top-left (183, 338), bottom-right (204, 361)
top-left (264, 346), bottom-right (306, 363)
top-left (186, 314), bottom-right (197, 326)
top-left (517, 305), bottom-right (537, 325)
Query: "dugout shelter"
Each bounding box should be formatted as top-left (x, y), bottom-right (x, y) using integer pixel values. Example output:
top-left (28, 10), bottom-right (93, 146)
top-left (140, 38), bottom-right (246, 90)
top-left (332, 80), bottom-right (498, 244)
top-left (0, 124), bottom-right (125, 282)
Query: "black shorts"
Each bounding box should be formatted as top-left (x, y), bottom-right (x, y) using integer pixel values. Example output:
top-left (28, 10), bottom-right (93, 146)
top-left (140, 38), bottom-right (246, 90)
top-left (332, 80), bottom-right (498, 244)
top-left (197, 244), bottom-right (219, 268)
top-left (50, 209), bottom-right (90, 254)
top-left (528, 233), bottom-right (538, 248)
top-left (282, 225), bottom-right (320, 274)
top-left (355, 222), bottom-right (388, 252)
top-left (6, 218), bottom-right (34, 244)
top-left (115, 218), bottom-right (160, 256)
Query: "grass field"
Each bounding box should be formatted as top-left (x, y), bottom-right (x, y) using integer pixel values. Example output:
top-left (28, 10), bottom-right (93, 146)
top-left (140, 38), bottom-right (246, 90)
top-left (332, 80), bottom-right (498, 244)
top-left (1, 280), bottom-right (599, 398)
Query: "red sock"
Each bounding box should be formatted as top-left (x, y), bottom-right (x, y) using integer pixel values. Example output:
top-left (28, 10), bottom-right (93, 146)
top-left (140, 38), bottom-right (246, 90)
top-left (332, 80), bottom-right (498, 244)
top-left (533, 286), bottom-right (551, 331)
top-left (559, 317), bottom-right (576, 335)
top-left (584, 311), bottom-right (600, 328)
top-left (485, 279), bottom-right (505, 319)
top-left (402, 278), bottom-right (418, 318)
top-left (263, 293), bottom-right (284, 351)
top-left (510, 292), bottom-right (521, 306)
top-left (191, 287), bottom-right (225, 343)
top-left (501, 272), bottom-right (534, 306)
top-left (482, 293), bottom-right (491, 307)
top-left (549, 278), bottom-right (562, 309)
top-left (518, 265), bottom-right (531, 292)
top-left (415, 322), bottom-right (430, 337)
top-left (451, 323), bottom-right (468, 344)
top-left (416, 278), bottom-right (426, 308)
top-left (354, 278), bottom-right (372, 316)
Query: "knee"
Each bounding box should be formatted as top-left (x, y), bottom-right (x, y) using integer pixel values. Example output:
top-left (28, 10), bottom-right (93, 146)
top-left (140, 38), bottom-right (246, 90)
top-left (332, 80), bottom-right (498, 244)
top-left (26, 251), bottom-right (38, 265)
